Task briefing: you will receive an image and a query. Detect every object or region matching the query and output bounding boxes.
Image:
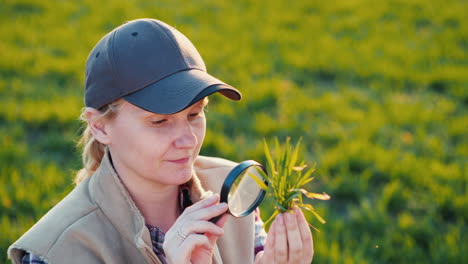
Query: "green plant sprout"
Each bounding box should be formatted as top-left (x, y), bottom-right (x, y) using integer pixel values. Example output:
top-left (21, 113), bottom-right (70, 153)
top-left (250, 137), bottom-right (330, 231)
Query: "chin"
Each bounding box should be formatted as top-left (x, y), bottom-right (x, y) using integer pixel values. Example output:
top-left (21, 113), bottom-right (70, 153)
top-left (172, 168), bottom-right (193, 184)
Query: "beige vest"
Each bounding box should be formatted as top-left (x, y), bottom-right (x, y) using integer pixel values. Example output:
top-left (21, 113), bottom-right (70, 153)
top-left (8, 151), bottom-right (255, 264)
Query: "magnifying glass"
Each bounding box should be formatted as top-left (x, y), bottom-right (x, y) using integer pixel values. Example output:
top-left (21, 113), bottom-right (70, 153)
top-left (210, 160), bottom-right (268, 223)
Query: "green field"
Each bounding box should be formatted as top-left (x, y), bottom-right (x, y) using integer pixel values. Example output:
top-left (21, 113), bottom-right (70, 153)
top-left (1, 0), bottom-right (467, 263)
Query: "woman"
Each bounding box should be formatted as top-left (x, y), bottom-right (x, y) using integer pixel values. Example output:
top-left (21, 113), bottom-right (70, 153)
top-left (8, 18), bottom-right (313, 264)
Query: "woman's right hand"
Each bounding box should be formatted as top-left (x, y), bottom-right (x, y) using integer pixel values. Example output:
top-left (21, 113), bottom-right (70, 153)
top-left (163, 194), bottom-right (229, 264)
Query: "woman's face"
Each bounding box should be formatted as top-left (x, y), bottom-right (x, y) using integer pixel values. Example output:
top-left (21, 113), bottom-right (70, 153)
top-left (104, 99), bottom-right (207, 187)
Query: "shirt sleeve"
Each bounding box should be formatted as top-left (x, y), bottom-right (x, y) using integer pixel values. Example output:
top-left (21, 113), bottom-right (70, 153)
top-left (21, 253), bottom-right (47, 264)
top-left (254, 208), bottom-right (267, 255)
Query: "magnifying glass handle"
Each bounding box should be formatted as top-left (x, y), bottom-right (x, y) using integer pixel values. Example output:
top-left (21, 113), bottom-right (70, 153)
top-left (209, 214), bottom-right (224, 224)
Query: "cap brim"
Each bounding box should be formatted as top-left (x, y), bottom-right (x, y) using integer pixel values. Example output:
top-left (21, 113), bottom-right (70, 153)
top-left (123, 69), bottom-right (241, 114)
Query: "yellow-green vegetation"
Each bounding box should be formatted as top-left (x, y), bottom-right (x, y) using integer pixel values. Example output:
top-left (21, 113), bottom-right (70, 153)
top-left (254, 137), bottom-right (330, 230)
top-left (1, 0), bottom-right (467, 263)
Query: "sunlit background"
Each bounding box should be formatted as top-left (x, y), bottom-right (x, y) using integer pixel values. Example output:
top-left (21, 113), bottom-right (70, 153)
top-left (1, 0), bottom-right (467, 263)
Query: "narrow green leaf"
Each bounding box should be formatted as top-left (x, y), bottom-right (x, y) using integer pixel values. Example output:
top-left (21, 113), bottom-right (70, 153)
top-left (283, 192), bottom-right (300, 206)
top-left (308, 222), bottom-right (320, 232)
top-left (275, 202), bottom-right (289, 212)
top-left (263, 210), bottom-right (280, 230)
top-left (306, 192), bottom-right (331, 200)
top-left (311, 209), bottom-right (326, 224)
top-left (292, 165), bottom-right (307, 172)
top-left (300, 162), bottom-right (316, 182)
top-left (298, 176), bottom-right (315, 187)
top-left (291, 189), bottom-right (331, 200)
top-left (285, 137), bottom-right (291, 169)
top-left (256, 166), bottom-right (271, 186)
top-left (248, 172), bottom-right (268, 191)
top-left (263, 138), bottom-right (275, 180)
top-left (300, 203), bottom-right (326, 224)
top-left (274, 137), bottom-right (280, 173)
top-left (289, 137), bottom-right (302, 172)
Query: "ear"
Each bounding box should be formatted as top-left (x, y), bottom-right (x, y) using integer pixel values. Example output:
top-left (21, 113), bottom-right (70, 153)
top-left (84, 108), bottom-right (112, 145)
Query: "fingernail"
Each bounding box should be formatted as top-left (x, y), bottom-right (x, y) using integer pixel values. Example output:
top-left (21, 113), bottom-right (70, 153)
top-left (202, 191), bottom-right (215, 200)
top-left (205, 194), bottom-right (217, 202)
top-left (276, 214), bottom-right (283, 223)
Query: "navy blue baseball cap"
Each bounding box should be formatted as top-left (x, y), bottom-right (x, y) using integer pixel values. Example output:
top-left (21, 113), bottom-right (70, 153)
top-left (84, 18), bottom-right (241, 114)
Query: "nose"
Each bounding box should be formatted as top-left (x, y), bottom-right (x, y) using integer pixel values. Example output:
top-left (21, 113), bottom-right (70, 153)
top-left (173, 121), bottom-right (197, 149)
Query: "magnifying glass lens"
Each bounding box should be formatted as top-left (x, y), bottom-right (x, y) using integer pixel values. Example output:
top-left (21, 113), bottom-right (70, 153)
top-left (227, 165), bottom-right (265, 217)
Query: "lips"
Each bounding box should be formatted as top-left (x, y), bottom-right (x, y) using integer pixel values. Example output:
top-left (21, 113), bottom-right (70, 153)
top-left (168, 157), bottom-right (190, 164)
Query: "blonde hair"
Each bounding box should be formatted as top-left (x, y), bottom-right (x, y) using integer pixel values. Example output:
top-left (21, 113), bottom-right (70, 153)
top-left (74, 100), bottom-right (122, 185)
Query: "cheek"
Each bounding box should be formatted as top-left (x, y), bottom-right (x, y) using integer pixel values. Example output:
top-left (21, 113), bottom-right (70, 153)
top-left (196, 120), bottom-right (206, 147)
top-left (109, 127), bottom-right (136, 154)
top-left (108, 120), bottom-right (155, 155)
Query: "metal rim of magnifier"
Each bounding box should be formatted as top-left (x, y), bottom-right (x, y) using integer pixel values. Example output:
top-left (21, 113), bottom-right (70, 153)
top-left (220, 160), bottom-right (268, 217)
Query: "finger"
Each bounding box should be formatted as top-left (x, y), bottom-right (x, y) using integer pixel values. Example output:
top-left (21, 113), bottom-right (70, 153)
top-left (284, 210), bottom-right (303, 263)
top-left (294, 208), bottom-right (314, 263)
top-left (258, 219), bottom-right (275, 263)
top-left (209, 206), bottom-right (230, 224)
top-left (183, 194), bottom-right (219, 214)
top-left (183, 202), bottom-right (228, 222)
top-left (172, 203), bottom-right (228, 250)
top-left (163, 228), bottom-right (187, 248)
top-left (254, 251), bottom-right (265, 264)
top-left (179, 234), bottom-right (212, 254)
top-left (274, 214), bottom-right (288, 263)
top-left (179, 220), bottom-right (224, 238)
top-left (163, 232), bottom-right (198, 263)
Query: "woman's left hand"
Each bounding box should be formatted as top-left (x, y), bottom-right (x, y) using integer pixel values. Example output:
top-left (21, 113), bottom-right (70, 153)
top-left (255, 207), bottom-right (314, 264)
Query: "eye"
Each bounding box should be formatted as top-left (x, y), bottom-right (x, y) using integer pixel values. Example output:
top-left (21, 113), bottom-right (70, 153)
top-left (189, 111), bottom-right (203, 120)
top-left (151, 119), bottom-right (167, 125)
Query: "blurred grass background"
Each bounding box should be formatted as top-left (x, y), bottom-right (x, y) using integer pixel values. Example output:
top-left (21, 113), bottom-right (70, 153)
top-left (0, 0), bottom-right (467, 263)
